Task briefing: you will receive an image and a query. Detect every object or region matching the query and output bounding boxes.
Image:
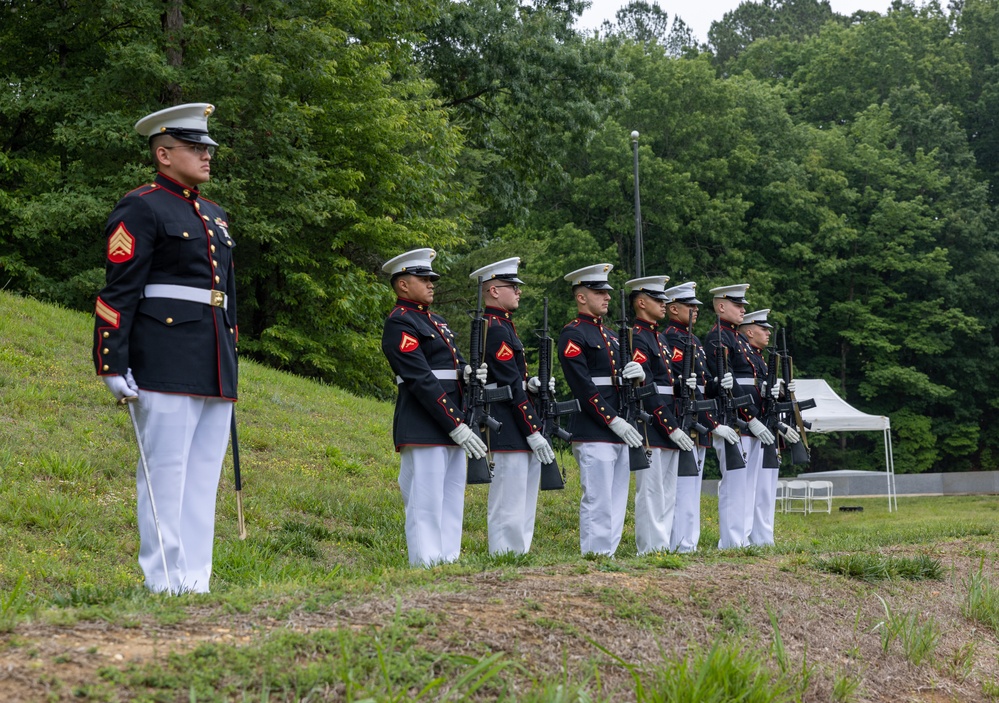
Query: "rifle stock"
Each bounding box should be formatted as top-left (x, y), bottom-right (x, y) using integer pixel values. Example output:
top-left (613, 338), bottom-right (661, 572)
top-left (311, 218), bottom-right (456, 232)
top-left (465, 277), bottom-right (512, 484)
top-left (618, 291), bottom-right (653, 472)
top-left (676, 307), bottom-right (711, 476)
top-left (712, 317), bottom-right (749, 470)
top-left (536, 298), bottom-right (579, 490)
top-left (779, 328), bottom-right (814, 466)
top-left (760, 329), bottom-right (781, 469)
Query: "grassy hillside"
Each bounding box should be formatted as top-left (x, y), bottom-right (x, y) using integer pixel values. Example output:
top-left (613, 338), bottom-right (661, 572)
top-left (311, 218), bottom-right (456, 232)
top-left (0, 289), bottom-right (600, 603)
top-left (3, 290), bottom-right (999, 702)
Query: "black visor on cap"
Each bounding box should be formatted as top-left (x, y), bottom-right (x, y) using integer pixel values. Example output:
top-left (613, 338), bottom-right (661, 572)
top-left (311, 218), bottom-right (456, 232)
top-left (490, 274), bottom-right (525, 285)
top-left (581, 281), bottom-right (613, 291)
top-left (394, 267), bottom-right (440, 281)
top-left (154, 128), bottom-right (219, 147)
top-left (639, 289), bottom-right (668, 300)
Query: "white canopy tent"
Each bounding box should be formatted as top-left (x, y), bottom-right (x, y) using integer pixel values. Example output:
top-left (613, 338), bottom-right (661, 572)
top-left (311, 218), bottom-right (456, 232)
top-left (794, 379), bottom-right (897, 511)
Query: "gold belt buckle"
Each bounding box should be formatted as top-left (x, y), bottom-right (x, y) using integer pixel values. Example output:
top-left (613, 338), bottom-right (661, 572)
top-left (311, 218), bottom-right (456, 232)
top-left (210, 290), bottom-right (225, 307)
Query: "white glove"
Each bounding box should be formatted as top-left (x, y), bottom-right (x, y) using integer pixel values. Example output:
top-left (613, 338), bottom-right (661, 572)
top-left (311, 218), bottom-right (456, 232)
top-left (449, 424), bottom-right (487, 459)
top-left (713, 423), bottom-right (740, 445)
top-left (685, 374), bottom-right (697, 390)
top-left (608, 417), bottom-right (644, 448)
top-left (527, 376), bottom-right (556, 394)
top-left (720, 372), bottom-right (734, 390)
top-left (463, 363), bottom-right (488, 385)
top-left (747, 417), bottom-right (775, 445)
top-left (669, 428), bottom-right (695, 452)
top-left (780, 424), bottom-right (801, 444)
top-left (622, 361), bottom-right (645, 382)
top-left (526, 432), bottom-right (556, 464)
top-left (770, 378), bottom-right (783, 399)
top-left (103, 370), bottom-right (138, 402)
top-left (788, 379), bottom-right (796, 394)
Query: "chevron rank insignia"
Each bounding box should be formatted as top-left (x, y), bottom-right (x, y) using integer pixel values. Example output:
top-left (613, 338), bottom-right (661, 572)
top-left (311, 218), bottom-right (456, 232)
top-left (399, 332), bottom-right (419, 353)
top-left (107, 223), bottom-right (135, 263)
top-left (563, 340), bottom-right (582, 358)
top-left (671, 347), bottom-right (684, 363)
top-left (496, 342), bottom-right (514, 361)
top-left (632, 349), bottom-right (648, 364)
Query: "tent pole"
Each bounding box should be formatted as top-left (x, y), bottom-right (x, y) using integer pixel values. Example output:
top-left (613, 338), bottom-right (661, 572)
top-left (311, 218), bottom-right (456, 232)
top-left (892, 429), bottom-right (897, 510)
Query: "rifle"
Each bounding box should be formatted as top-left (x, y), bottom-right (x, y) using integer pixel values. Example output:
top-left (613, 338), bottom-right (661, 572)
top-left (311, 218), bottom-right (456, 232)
top-left (779, 328), bottom-right (817, 466)
top-left (617, 291), bottom-right (656, 471)
top-left (676, 307), bottom-right (714, 476)
top-left (535, 297), bottom-right (580, 490)
top-left (465, 276), bottom-right (513, 484)
top-left (759, 329), bottom-right (782, 470)
top-left (712, 316), bottom-right (752, 470)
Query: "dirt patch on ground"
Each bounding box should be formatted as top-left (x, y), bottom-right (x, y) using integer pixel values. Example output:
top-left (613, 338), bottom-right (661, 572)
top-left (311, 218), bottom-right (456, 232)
top-left (2, 539), bottom-right (998, 701)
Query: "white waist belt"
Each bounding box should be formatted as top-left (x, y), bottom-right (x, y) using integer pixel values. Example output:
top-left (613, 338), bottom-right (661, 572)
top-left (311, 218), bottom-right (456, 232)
top-left (592, 376), bottom-right (615, 386)
top-left (697, 384), bottom-right (705, 394)
top-left (144, 284), bottom-right (227, 308)
top-left (653, 384), bottom-right (674, 396)
top-left (396, 369), bottom-right (457, 384)
top-left (735, 376), bottom-right (758, 386)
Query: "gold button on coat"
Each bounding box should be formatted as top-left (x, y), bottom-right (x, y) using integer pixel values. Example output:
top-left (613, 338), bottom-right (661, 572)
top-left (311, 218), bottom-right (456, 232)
top-left (166, 317), bottom-right (173, 324)
top-left (214, 275), bottom-right (220, 283)
top-left (102, 364), bottom-right (109, 371)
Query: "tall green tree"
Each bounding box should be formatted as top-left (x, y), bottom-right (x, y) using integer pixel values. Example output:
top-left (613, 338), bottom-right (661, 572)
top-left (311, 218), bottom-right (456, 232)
top-left (708, 0), bottom-right (840, 67)
top-left (417, 0), bottom-right (626, 236)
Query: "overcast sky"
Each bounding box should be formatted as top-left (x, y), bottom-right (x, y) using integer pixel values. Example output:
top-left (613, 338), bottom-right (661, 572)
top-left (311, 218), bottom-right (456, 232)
top-left (575, 0), bottom-right (895, 43)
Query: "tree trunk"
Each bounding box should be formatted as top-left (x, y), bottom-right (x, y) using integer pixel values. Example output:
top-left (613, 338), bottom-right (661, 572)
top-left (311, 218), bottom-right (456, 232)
top-left (162, 0), bottom-right (184, 103)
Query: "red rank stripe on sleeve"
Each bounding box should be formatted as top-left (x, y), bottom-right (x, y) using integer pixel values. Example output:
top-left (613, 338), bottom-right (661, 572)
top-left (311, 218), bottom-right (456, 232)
top-left (564, 340), bottom-right (582, 358)
top-left (107, 223), bottom-right (135, 263)
top-left (399, 332), bottom-right (419, 353)
top-left (632, 349), bottom-right (648, 364)
top-left (496, 342), bottom-right (514, 361)
top-left (671, 347), bottom-right (684, 363)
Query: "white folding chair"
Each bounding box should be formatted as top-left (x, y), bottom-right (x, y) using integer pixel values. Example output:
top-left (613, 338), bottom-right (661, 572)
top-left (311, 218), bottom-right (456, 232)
top-left (775, 480), bottom-right (787, 513)
top-left (808, 480), bottom-right (833, 514)
top-left (784, 480), bottom-right (810, 514)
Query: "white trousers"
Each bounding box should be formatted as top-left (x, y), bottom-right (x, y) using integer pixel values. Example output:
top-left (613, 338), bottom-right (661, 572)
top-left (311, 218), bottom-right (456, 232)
top-left (574, 442), bottom-right (630, 556)
top-left (750, 461), bottom-right (780, 546)
top-left (671, 446), bottom-right (707, 553)
top-left (714, 434), bottom-right (758, 549)
top-left (133, 390), bottom-right (232, 594)
top-left (398, 445), bottom-right (466, 567)
top-left (487, 451), bottom-right (541, 555)
top-left (634, 447), bottom-right (679, 554)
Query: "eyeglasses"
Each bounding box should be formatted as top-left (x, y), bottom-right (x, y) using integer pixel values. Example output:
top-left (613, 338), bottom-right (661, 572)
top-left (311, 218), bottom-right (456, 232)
top-left (163, 144), bottom-right (216, 157)
top-left (493, 284), bottom-right (521, 293)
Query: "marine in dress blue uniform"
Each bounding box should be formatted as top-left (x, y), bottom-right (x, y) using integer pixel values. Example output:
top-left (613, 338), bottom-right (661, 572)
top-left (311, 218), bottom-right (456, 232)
top-left (624, 276), bottom-right (696, 555)
top-left (739, 309), bottom-right (795, 546)
top-left (704, 285), bottom-right (776, 549)
top-left (661, 282), bottom-right (726, 552)
top-left (557, 264), bottom-right (646, 557)
top-left (380, 248), bottom-right (487, 567)
top-left (470, 258), bottom-right (555, 555)
top-left (93, 103), bottom-right (236, 593)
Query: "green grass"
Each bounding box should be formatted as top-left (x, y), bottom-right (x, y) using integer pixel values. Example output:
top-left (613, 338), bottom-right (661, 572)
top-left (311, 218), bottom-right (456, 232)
top-left (812, 553), bottom-right (944, 582)
top-left (4, 290), bottom-right (999, 701)
top-left (963, 563), bottom-right (999, 635)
